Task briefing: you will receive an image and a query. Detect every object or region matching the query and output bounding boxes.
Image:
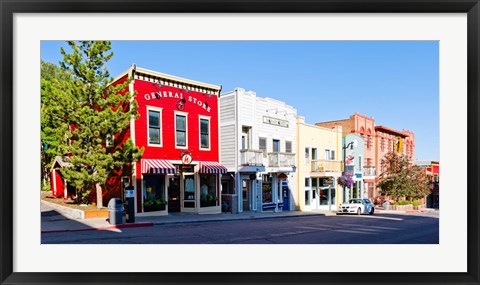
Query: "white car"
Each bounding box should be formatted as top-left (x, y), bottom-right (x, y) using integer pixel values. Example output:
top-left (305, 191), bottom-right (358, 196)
top-left (337, 198), bottom-right (375, 215)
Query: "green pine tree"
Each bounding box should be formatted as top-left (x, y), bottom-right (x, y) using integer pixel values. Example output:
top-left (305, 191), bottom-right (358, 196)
top-left (41, 60), bottom-right (73, 191)
top-left (57, 41), bottom-right (143, 208)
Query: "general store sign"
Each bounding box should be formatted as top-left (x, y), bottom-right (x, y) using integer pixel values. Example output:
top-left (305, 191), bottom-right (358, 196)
top-left (263, 116), bottom-right (289, 128)
top-left (144, 91), bottom-right (211, 113)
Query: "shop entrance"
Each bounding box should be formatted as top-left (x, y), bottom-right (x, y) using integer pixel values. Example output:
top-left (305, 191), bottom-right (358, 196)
top-left (242, 179), bottom-right (252, 211)
top-left (168, 176), bottom-right (180, 213)
top-left (282, 181), bottom-right (290, 211)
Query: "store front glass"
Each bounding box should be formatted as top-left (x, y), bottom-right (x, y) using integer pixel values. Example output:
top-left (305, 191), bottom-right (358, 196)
top-left (200, 174), bottom-right (218, 207)
top-left (262, 174), bottom-right (272, 203)
top-left (143, 175), bottom-right (166, 212)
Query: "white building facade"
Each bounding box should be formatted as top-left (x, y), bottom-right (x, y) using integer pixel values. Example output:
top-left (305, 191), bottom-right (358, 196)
top-left (219, 88), bottom-right (297, 213)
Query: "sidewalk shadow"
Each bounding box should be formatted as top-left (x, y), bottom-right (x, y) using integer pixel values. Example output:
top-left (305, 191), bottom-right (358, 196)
top-left (41, 209), bottom-right (126, 244)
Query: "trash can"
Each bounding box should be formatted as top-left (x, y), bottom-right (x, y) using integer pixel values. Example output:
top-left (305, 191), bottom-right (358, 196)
top-left (383, 200), bottom-right (390, 210)
top-left (108, 198), bottom-right (124, 225)
top-left (124, 186), bottom-right (135, 223)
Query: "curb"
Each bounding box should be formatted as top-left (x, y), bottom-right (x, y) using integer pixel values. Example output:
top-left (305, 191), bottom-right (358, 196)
top-left (42, 222), bottom-right (154, 234)
top-left (151, 212), bottom-right (332, 226)
top-left (41, 200), bottom-right (85, 219)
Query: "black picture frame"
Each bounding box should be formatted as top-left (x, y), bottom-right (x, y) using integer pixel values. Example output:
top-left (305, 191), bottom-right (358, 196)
top-left (1, 1), bottom-right (478, 284)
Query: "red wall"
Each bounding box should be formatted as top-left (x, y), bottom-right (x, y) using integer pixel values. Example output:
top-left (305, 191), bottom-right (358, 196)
top-left (133, 79), bottom-right (219, 167)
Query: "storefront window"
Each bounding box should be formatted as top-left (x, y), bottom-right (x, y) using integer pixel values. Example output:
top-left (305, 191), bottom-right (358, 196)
top-left (221, 174), bottom-right (235, 194)
top-left (330, 188), bottom-right (336, 205)
top-left (200, 174), bottom-right (217, 207)
top-left (143, 175), bottom-right (166, 212)
top-left (305, 189), bottom-right (310, 206)
top-left (262, 175), bottom-right (272, 203)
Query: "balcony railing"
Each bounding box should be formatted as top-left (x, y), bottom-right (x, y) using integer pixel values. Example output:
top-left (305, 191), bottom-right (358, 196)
top-left (310, 159), bottom-right (343, 172)
top-left (268, 152), bottom-right (296, 167)
top-left (240, 149), bottom-right (264, 166)
top-left (363, 166), bottom-right (376, 176)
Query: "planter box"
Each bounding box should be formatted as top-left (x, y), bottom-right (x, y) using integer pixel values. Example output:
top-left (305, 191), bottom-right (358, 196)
top-left (391, 204), bottom-right (413, 211)
top-left (84, 209), bottom-right (109, 219)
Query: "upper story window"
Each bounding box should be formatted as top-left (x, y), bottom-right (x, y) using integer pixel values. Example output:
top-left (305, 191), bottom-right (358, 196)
top-left (273, 139), bottom-right (280, 153)
top-left (259, 137), bottom-right (267, 157)
top-left (325, 149), bottom-right (335, 160)
top-left (305, 147), bottom-right (310, 163)
top-left (148, 107), bottom-right (162, 147)
top-left (285, 141), bottom-right (292, 153)
top-left (199, 116), bottom-right (210, 150)
top-left (175, 112), bottom-right (187, 148)
top-left (241, 126), bottom-right (251, 150)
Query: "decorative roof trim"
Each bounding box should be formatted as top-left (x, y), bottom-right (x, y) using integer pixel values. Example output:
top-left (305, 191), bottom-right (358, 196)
top-left (374, 126), bottom-right (409, 137)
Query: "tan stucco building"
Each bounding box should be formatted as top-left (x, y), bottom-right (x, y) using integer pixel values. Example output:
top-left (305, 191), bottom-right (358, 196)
top-left (296, 116), bottom-right (343, 211)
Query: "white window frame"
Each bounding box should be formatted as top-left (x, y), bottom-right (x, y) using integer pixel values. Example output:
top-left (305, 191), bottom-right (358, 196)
top-left (199, 115), bottom-right (211, 151)
top-left (147, 106), bottom-right (163, 147)
top-left (174, 111), bottom-right (188, 149)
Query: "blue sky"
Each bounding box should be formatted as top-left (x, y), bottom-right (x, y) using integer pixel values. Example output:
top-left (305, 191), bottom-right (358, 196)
top-left (41, 41), bottom-right (439, 161)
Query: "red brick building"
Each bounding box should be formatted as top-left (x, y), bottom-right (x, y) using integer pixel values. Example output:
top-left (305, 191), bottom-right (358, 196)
top-left (315, 112), bottom-right (416, 200)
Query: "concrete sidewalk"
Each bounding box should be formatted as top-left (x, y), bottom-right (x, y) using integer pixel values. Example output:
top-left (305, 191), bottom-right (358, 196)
top-left (41, 208), bottom-right (336, 233)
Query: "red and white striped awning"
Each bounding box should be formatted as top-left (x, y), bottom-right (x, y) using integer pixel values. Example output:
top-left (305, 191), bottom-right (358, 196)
top-left (141, 159), bottom-right (177, 174)
top-left (199, 161), bottom-right (228, 174)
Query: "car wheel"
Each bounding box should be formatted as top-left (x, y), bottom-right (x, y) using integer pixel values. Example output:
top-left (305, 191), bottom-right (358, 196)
top-left (369, 208), bottom-right (374, 215)
top-left (357, 208), bottom-right (361, 215)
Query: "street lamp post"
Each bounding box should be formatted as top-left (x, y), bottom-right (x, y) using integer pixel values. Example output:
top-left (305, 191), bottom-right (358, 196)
top-left (342, 139), bottom-right (357, 201)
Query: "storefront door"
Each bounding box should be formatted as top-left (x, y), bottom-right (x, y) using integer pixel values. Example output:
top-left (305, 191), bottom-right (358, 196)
top-left (312, 188), bottom-right (319, 209)
top-left (242, 179), bottom-right (251, 211)
top-left (182, 173), bottom-right (196, 210)
top-left (282, 182), bottom-right (289, 211)
top-left (168, 176), bottom-right (180, 212)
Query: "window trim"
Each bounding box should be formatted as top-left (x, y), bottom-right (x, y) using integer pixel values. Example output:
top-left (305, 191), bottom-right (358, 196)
top-left (147, 106), bottom-right (163, 148)
top-left (199, 115), bottom-right (211, 151)
top-left (174, 111), bottom-right (188, 149)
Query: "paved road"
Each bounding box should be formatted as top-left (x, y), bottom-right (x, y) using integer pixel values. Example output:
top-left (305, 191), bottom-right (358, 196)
top-left (42, 212), bottom-right (438, 244)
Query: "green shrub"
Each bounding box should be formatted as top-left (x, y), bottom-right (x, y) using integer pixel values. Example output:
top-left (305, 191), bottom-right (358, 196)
top-left (412, 201), bottom-right (421, 206)
top-left (393, 200), bottom-right (410, 205)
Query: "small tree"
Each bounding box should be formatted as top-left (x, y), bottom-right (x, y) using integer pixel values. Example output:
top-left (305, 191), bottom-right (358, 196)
top-left (378, 152), bottom-right (429, 201)
top-left (57, 41), bottom-right (143, 208)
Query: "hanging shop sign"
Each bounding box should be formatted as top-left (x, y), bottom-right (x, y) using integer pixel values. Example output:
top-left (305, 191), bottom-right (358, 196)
top-left (181, 153), bottom-right (193, 165)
